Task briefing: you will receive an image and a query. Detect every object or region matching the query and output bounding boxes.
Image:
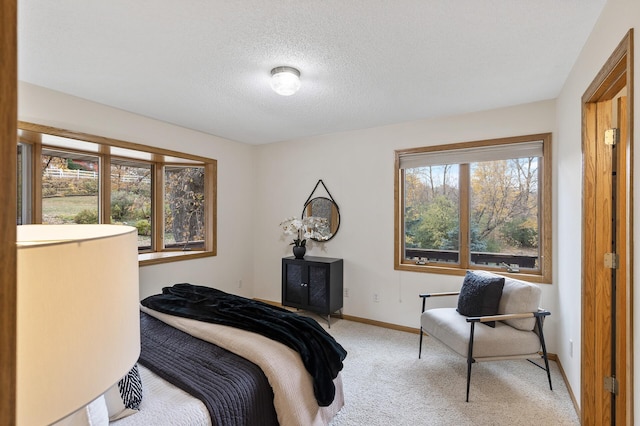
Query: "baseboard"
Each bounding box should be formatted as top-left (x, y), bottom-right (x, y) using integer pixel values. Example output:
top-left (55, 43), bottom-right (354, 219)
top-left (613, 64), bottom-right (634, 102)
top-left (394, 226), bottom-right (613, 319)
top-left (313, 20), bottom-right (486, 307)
top-left (339, 314), bottom-right (419, 334)
top-left (551, 355), bottom-right (580, 419)
top-left (255, 296), bottom-right (581, 419)
top-left (253, 298), bottom-right (419, 334)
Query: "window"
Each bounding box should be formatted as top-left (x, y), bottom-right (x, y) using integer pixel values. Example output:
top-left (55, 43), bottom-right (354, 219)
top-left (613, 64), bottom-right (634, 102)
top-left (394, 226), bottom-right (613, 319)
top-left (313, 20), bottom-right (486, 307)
top-left (17, 143), bottom-right (32, 225)
top-left (41, 148), bottom-right (100, 224)
top-left (163, 166), bottom-right (205, 250)
top-left (395, 134), bottom-right (551, 282)
top-left (111, 159), bottom-right (152, 250)
top-left (17, 122), bottom-right (217, 266)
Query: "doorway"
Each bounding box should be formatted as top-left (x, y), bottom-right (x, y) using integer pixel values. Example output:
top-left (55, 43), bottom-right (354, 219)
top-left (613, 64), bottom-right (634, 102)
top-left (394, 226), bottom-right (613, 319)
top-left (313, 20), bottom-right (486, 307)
top-left (581, 30), bottom-right (633, 425)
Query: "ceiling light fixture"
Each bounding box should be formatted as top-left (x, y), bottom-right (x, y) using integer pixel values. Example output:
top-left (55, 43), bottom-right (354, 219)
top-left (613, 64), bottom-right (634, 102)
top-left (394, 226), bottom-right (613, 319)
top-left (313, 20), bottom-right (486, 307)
top-left (270, 66), bottom-right (301, 96)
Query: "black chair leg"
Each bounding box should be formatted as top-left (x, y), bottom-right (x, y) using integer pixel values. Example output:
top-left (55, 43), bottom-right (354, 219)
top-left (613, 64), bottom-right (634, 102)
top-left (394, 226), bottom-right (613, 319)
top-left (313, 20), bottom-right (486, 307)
top-left (466, 322), bottom-right (476, 402)
top-left (419, 297), bottom-right (427, 359)
top-left (536, 316), bottom-right (553, 390)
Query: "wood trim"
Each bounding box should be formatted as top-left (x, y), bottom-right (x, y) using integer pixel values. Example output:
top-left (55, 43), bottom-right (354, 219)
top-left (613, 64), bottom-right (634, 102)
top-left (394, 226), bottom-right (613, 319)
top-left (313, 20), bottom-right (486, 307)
top-left (581, 101), bottom-right (598, 419)
top-left (394, 132), bottom-right (552, 156)
top-left (18, 121), bottom-right (214, 164)
top-left (138, 250), bottom-right (215, 267)
top-left (615, 92), bottom-right (631, 425)
top-left (0, 0), bottom-right (17, 423)
top-left (152, 162), bottom-right (164, 251)
top-left (540, 134), bottom-right (553, 279)
top-left (100, 153), bottom-right (112, 223)
top-left (31, 142), bottom-right (42, 223)
top-left (394, 133), bottom-right (553, 283)
top-left (623, 32), bottom-right (634, 423)
top-left (458, 163), bottom-right (470, 267)
top-left (393, 152), bottom-right (403, 270)
top-left (581, 29), bottom-right (634, 426)
top-left (554, 353), bottom-right (581, 420)
top-left (205, 161), bottom-right (217, 255)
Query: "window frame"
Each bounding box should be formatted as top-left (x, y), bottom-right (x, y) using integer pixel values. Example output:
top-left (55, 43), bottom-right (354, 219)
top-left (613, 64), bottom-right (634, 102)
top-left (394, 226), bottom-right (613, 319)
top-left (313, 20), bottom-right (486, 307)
top-left (394, 133), bottom-right (552, 283)
top-left (18, 121), bottom-right (217, 267)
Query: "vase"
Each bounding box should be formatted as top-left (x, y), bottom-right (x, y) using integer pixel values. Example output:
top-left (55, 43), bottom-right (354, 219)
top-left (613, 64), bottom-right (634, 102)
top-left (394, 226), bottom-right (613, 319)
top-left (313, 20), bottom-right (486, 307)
top-left (293, 245), bottom-right (306, 259)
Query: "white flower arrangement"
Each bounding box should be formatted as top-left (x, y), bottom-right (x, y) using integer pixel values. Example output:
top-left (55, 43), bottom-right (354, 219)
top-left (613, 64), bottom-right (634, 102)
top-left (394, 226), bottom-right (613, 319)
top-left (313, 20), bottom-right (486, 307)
top-left (280, 216), bottom-right (332, 247)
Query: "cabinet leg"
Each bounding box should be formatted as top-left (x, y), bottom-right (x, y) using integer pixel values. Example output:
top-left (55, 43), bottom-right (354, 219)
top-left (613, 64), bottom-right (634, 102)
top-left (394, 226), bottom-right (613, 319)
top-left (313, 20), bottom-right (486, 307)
top-left (327, 314), bottom-right (331, 328)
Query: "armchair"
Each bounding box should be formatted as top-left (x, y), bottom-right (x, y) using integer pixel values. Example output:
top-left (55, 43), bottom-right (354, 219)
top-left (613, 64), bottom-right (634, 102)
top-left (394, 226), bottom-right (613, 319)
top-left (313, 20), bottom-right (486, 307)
top-left (418, 270), bottom-right (552, 402)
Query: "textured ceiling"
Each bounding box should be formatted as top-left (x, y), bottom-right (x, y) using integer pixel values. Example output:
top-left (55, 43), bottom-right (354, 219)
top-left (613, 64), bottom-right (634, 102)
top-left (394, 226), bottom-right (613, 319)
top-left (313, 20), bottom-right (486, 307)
top-left (18, 0), bottom-right (606, 145)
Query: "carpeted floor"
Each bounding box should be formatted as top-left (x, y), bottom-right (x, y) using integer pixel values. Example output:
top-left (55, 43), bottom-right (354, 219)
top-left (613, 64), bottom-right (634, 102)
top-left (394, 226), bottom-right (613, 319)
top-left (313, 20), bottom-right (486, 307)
top-left (314, 316), bottom-right (579, 426)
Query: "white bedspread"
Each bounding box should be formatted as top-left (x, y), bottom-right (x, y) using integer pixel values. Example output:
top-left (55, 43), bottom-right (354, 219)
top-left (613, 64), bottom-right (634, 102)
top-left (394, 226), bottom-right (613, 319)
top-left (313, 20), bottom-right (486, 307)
top-left (113, 365), bottom-right (211, 426)
top-left (140, 306), bottom-right (344, 426)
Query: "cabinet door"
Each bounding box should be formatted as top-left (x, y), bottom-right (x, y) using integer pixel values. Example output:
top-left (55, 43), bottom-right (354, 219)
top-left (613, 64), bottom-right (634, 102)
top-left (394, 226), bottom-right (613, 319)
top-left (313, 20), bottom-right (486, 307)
top-left (307, 264), bottom-right (328, 310)
top-left (284, 261), bottom-right (305, 305)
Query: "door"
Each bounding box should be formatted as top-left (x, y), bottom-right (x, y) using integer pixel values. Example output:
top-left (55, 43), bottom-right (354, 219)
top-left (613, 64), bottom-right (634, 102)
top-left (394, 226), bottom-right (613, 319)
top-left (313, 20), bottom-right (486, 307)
top-left (283, 260), bottom-right (306, 306)
top-left (307, 264), bottom-right (328, 311)
top-left (581, 30), bottom-right (633, 425)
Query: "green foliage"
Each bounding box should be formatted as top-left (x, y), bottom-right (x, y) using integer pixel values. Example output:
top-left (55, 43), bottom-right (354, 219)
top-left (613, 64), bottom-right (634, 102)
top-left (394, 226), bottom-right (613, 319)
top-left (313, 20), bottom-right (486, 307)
top-left (485, 239), bottom-right (501, 253)
top-left (413, 195), bottom-right (458, 249)
top-left (74, 209), bottom-right (98, 224)
top-left (66, 158), bottom-right (86, 170)
top-left (501, 217), bottom-right (538, 248)
top-left (444, 225), bottom-right (488, 252)
top-left (80, 179), bottom-right (98, 194)
top-left (135, 219), bottom-right (151, 236)
top-left (42, 176), bottom-right (98, 197)
top-left (111, 191), bottom-right (135, 221)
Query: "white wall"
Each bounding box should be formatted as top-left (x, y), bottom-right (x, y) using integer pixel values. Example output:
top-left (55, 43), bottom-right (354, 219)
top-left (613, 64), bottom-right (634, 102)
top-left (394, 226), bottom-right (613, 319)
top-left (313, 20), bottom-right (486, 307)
top-left (18, 82), bottom-right (257, 300)
top-left (555, 0), bottom-right (639, 410)
top-left (253, 99), bottom-right (558, 337)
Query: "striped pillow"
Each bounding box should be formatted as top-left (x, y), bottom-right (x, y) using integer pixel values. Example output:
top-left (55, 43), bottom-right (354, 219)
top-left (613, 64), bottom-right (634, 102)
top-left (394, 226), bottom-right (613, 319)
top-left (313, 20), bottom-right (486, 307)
top-left (104, 364), bottom-right (143, 421)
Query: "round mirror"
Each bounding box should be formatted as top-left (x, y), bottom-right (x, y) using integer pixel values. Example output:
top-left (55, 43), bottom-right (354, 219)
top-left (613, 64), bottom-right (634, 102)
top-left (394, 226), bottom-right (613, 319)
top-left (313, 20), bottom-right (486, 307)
top-left (301, 197), bottom-right (340, 242)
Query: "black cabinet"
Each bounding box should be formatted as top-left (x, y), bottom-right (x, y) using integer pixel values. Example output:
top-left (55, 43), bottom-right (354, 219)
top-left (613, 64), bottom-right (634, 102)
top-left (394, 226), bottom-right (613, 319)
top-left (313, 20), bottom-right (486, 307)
top-left (282, 256), bottom-right (343, 326)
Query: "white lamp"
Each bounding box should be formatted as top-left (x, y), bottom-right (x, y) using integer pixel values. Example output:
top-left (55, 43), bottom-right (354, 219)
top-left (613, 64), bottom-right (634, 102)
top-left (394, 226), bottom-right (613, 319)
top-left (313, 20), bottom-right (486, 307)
top-left (16, 224), bottom-right (140, 425)
top-left (270, 66), bottom-right (301, 96)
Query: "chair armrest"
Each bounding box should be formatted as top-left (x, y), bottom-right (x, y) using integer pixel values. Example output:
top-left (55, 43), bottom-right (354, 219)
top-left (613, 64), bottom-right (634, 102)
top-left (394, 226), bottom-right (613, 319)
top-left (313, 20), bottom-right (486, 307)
top-left (466, 309), bottom-right (550, 323)
top-left (419, 291), bottom-right (460, 298)
top-left (466, 312), bottom-right (534, 323)
top-left (419, 292), bottom-right (460, 313)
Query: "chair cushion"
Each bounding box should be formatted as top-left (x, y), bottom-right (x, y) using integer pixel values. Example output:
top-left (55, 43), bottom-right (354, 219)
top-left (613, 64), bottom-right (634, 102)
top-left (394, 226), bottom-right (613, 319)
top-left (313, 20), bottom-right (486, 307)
top-left (456, 270), bottom-right (505, 327)
top-left (421, 308), bottom-right (541, 358)
top-left (471, 271), bottom-right (541, 330)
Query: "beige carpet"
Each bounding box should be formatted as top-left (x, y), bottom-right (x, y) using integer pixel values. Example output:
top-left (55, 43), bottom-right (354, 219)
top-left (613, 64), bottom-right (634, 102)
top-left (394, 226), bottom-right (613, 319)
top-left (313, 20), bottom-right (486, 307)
top-left (315, 316), bottom-right (579, 426)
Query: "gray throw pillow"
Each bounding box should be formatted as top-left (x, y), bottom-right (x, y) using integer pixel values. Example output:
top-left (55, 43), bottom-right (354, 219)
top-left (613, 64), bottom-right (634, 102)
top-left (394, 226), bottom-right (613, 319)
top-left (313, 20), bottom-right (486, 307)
top-left (456, 270), bottom-right (505, 327)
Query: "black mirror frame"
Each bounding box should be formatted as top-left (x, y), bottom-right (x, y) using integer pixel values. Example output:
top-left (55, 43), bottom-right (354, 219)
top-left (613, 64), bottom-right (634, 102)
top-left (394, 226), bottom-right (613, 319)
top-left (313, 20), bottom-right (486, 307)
top-left (301, 196), bottom-right (340, 242)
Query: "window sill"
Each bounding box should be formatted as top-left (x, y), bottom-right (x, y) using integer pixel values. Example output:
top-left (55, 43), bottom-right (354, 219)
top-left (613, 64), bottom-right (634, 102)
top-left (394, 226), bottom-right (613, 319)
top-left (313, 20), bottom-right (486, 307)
top-left (395, 262), bottom-right (550, 284)
top-left (139, 250), bottom-right (214, 267)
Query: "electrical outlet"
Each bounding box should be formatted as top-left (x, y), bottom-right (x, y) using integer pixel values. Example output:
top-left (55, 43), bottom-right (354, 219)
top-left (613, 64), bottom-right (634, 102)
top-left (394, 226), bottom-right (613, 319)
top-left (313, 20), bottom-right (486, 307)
top-left (569, 339), bottom-right (573, 358)
top-left (238, 279), bottom-right (242, 288)
top-left (373, 293), bottom-right (379, 303)
top-left (344, 288), bottom-right (349, 298)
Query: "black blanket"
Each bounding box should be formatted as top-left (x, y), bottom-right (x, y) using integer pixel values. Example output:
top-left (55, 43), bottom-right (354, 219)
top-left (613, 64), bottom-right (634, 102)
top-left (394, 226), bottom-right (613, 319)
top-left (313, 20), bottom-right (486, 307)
top-left (138, 311), bottom-right (279, 426)
top-left (140, 283), bottom-right (347, 406)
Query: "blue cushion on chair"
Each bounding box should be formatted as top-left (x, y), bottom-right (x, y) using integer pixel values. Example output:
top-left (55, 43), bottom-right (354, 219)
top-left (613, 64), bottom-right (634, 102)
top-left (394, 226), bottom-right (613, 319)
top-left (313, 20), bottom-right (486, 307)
top-left (456, 270), bottom-right (505, 327)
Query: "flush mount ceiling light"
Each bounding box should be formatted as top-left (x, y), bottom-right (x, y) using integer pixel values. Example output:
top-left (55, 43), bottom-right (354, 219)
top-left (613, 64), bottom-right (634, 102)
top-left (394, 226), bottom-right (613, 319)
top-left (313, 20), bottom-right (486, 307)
top-left (270, 66), bottom-right (301, 96)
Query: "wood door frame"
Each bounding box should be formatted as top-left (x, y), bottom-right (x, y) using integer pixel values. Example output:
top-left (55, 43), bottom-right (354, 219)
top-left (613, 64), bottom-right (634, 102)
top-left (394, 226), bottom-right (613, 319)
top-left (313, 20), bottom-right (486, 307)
top-left (582, 29), bottom-right (634, 425)
top-left (0, 0), bottom-right (18, 424)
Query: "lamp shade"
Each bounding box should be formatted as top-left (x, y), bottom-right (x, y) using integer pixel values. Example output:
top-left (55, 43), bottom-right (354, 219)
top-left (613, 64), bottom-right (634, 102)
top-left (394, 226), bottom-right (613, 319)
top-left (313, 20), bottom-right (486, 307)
top-left (270, 66), bottom-right (301, 96)
top-left (16, 224), bottom-right (140, 425)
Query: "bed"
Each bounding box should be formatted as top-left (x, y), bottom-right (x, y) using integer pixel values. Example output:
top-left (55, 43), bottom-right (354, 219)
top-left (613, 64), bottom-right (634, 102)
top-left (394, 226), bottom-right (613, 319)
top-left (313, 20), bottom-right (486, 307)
top-left (111, 284), bottom-right (346, 426)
